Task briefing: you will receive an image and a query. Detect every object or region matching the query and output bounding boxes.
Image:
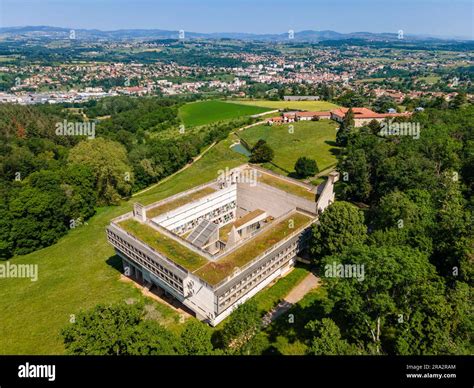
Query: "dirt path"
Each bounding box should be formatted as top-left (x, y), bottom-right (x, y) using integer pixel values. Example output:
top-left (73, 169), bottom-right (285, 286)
top-left (131, 141), bottom-right (216, 198)
top-left (120, 275), bottom-right (192, 322)
top-left (262, 272), bottom-right (320, 326)
top-left (284, 272), bottom-right (320, 303)
top-left (236, 120), bottom-right (266, 131)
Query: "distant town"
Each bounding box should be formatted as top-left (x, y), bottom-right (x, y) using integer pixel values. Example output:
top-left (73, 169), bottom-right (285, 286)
top-left (0, 34), bottom-right (472, 106)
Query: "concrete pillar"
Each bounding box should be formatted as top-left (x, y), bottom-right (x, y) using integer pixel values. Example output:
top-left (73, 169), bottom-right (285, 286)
top-left (133, 203), bottom-right (147, 222)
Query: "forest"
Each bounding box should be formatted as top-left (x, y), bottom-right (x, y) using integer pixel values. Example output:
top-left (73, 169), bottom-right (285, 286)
top-left (0, 96), bottom-right (254, 257)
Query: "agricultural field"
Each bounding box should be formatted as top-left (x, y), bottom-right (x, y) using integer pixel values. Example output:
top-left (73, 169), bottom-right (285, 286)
top-left (416, 75), bottom-right (441, 84)
top-left (355, 77), bottom-right (386, 84)
top-left (239, 120), bottom-right (339, 175)
top-left (178, 100), bottom-right (271, 127)
top-left (233, 99), bottom-right (340, 111)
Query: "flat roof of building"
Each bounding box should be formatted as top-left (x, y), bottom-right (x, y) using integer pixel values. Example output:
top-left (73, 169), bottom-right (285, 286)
top-left (118, 218), bottom-right (208, 271)
top-left (113, 165), bottom-right (318, 286)
top-left (118, 210), bottom-right (312, 286)
top-left (253, 168), bottom-right (316, 201)
top-left (194, 211), bottom-right (311, 285)
top-left (146, 186), bottom-right (217, 219)
top-left (233, 209), bottom-right (266, 228)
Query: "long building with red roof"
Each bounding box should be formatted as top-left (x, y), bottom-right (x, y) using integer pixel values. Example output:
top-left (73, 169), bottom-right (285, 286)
top-left (330, 107), bottom-right (412, 127)
top-left (267, 107), bottom-right (412, 127)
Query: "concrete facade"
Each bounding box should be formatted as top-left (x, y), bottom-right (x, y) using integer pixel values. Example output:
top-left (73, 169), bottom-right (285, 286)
top-left (153, 185), bottom-right (237, 234)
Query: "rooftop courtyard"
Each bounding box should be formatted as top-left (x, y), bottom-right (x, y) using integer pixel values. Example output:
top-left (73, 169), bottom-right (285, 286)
top-left (194, 211), bottom-right (312, 285)
top-left (119, 209), bottom-right (311, 285)
top-left (111, 164), bottom-right (324, 286)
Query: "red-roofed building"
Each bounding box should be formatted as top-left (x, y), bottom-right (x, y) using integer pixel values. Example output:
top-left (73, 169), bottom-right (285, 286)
top-left (296, 111), bottom-right (331, 121)
top-left (282, 112), bottom-right (297, 122)
top-left (267, 116), bottom-right (284, 125)
top-left (119, 86), bottom-right (148, 96)
top-left (330, 107), bottom-right (412, 127)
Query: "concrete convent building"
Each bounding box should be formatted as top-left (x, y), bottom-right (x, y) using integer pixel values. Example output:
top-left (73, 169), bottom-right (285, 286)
top-left (107, 164), bottom-right (338, 326)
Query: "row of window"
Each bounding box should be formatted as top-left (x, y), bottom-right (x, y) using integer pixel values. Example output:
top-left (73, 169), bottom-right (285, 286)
top-left (214, 210), bottom-right (235, 228)
top-left (218, 241), bottom-right (299, 310)
top-left (107, 230), bottom-right (184, 294)
top-left (172, 201), bottom-right (237, 235)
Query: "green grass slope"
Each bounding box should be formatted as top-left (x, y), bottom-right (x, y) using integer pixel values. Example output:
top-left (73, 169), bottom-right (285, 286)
top-left (233, 99), bottom-right (340, 111)
top-left (179, 100), bottom-right (270, 127)
top-left (239, 120), bottom-right (340, 175)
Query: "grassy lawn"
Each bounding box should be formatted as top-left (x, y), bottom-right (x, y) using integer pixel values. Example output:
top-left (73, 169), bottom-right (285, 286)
top-left (252, 265), bottom-right (310, 313)
top-left (240, 120), bottom-right (339, 175)
top-left (136, 136), bottom-right (247, 206)
top-left (417, 75), bottom-right (441, 85)
top-left (118, 219), bottom-right (208, 271)
top-left (0, 137), bottom-right (246, 355)
top-left (147, 186), bottom-right (216, 218)
top-left (264, 287), bottom-right (328, 355)
top-left (194, 212), bottom-right (311, 285)
top-left (178, 100), bottom-right (271, 127)
top-left (0, 205), bottom-right (183, 354)
top-left (233, 99), bottom-right (340, 111)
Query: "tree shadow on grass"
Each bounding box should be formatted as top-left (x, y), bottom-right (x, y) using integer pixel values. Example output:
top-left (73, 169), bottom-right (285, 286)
top-left (287, 171), bottom-right (300, 179)
top-left (263, 290), bottom-right (330, 351)
top-left (268, 161), bottom-right (290, 174)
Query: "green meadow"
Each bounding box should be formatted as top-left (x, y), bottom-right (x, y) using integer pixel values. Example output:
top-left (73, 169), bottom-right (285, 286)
top-left (239, 120), bottom-right (340, 175)
top-left (178, 100), bottom-right (271, 127)
top-left (233, 99), bottom-right (340, 112)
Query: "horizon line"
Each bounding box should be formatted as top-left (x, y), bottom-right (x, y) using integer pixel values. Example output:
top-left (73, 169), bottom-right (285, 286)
top-left (1, 25), bottom-right (472, 41)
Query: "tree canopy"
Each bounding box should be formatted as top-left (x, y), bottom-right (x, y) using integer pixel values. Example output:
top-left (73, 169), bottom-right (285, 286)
top-left (249, 139), bottom-right (274, 163)
top-left (68, 138), bottom-right (133, 205)
top-left (294, 156), bottom-right (318, 178)
top-left (310, 201), bottom-right (367, 260)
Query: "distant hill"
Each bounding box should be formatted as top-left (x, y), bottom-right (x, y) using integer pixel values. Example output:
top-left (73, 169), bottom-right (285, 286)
top-left (0, 26), bottom-right (471, 42)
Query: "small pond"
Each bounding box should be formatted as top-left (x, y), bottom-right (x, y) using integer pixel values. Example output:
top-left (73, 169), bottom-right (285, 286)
top-left (230, 143), bottom-right (251, 157)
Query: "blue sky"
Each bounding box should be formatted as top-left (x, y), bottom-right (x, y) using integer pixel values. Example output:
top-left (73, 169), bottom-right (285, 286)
top-left (1, 0), bottom-right (472, 38)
